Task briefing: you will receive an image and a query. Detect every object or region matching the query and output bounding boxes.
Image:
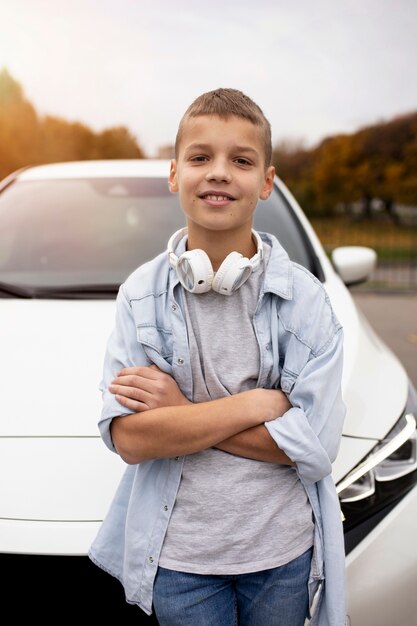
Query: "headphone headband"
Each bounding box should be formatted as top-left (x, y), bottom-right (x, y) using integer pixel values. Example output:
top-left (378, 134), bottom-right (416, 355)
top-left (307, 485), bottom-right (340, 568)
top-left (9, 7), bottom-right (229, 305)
top-left (167, 228), bottom-right (263, 266)
top-left (167, 228), bottom-right (263, 295)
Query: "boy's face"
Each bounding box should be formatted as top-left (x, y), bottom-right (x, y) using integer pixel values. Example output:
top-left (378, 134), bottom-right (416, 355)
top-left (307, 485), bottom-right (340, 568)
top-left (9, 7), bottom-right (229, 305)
top-left (169, 115), bottom-right (275, 238)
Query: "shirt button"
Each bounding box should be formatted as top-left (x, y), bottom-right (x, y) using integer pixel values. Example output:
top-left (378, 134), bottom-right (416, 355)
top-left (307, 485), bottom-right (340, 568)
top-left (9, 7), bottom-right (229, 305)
top-left (164, 505), bottom-right (168, 511)
top-left (265, 344), bottom-right (271, 351)
top-left (177, 357), bottom-right (184, 365)
top-left (171, 304), bottom-right (177, 311)
top-left (174, 456), bottom-right (180, 461)
top-left (149, 556), bottom-right (154, 563)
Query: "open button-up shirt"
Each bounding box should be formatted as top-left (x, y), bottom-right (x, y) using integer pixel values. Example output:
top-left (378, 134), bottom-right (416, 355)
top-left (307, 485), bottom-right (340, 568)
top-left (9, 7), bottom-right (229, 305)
top-left (88, 232), bottom-right (347, 626)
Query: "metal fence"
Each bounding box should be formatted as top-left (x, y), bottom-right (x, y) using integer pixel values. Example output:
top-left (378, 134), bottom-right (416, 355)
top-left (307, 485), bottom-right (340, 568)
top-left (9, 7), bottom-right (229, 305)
top-left (310, 216), bottom-right (417, 292)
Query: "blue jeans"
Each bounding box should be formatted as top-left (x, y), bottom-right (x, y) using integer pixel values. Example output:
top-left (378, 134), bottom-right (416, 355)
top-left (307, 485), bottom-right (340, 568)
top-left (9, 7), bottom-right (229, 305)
top-left (152, 547), bottom-right (312, 626)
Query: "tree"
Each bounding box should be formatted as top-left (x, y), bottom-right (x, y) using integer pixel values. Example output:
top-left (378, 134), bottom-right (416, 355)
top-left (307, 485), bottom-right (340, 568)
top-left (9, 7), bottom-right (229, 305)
top-left (95, 127), bottom-right (144, 159)
top-left (272, 139), bottom-right (316, 212)
top-left (272, 110), bottom-right (417, 219)
top-left (0, 69), bottom-right (42, 178)
top-left (0, 68), bottom-right (146, 179)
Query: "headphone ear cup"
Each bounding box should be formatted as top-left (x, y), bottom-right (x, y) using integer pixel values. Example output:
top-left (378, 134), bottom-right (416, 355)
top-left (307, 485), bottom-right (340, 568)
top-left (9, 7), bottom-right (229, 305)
top-left (212, 252), bottom-right (252, 295)
top-left (176, 249), bottom-right (214, 293)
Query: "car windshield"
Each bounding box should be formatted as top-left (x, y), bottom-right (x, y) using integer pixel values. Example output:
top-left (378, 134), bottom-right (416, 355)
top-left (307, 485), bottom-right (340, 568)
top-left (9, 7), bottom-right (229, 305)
top-left (0, 176), bottom-right (317, 297)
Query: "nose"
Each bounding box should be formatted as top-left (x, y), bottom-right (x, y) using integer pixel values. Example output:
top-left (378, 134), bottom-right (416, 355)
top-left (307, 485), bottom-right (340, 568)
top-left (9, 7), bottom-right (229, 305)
top-left (205, 158), bottom-right (232, 183)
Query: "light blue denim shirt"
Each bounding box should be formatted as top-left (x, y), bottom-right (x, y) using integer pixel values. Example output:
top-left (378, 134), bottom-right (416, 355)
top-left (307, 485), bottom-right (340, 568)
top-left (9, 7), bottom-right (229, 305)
top-left (88, 232), bottom-right (347, 626)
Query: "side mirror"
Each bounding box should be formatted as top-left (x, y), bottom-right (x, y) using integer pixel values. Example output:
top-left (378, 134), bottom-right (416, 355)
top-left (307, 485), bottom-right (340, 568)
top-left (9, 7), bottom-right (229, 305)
top-left (331, 246), bottom-right (377, 286)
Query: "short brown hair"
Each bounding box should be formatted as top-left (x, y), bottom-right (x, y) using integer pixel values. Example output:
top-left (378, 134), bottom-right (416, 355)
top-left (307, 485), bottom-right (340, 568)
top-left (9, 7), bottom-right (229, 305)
top-left (175, 88), bottom-right (272, 167)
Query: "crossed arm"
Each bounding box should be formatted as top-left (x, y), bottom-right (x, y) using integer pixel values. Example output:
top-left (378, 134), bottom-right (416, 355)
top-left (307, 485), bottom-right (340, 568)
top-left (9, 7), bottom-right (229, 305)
top-left (108, 365), bottom-right (293, 466)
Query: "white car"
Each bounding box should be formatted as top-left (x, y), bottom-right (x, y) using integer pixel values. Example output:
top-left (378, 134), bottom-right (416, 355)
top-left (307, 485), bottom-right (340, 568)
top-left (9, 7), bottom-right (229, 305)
top-left (1, 159), bottom-right (416, 625)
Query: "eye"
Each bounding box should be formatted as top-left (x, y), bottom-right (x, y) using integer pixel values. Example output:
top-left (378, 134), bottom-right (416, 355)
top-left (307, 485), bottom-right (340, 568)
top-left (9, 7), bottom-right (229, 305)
top-left (190, 155), bottom-right (208, 163)
top-left (234, 157), bottom-right (252, 166)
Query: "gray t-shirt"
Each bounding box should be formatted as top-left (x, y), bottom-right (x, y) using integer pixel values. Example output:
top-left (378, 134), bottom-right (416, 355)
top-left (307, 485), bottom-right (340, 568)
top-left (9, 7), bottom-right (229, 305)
top-left (158, 243), bottom-right (314, 574)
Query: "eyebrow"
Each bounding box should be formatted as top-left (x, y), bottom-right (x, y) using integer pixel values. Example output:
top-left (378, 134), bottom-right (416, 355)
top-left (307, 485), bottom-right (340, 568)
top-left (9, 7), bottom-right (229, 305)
top-left (184, 143), bottom-right (260, 155)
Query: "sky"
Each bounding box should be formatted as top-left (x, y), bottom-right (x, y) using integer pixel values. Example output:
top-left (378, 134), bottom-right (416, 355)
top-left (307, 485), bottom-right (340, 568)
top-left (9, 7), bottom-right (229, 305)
top-left (1, 0), bottom-right (416, 157)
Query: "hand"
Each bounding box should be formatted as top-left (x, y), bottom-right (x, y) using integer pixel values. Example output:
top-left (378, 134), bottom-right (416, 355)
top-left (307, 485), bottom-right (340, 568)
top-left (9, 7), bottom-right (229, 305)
top-left (108, 365), bottom-right (192, 412)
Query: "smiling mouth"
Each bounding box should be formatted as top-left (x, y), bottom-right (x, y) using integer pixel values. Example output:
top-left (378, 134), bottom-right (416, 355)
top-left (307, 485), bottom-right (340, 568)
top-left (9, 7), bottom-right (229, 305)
top-left (199, 192), bottom-right (236, 201)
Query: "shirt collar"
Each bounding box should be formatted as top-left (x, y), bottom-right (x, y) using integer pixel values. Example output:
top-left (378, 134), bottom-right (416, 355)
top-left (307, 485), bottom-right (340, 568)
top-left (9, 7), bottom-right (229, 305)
top-left (259, 232), bottom-right (294, 300)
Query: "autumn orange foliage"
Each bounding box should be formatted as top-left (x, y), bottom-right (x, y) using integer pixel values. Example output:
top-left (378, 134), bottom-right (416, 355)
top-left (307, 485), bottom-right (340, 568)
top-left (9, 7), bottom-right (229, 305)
top-left (0, 69), bottom-right (145, 180)
top-left (273, 112), bottom-right (417, 218)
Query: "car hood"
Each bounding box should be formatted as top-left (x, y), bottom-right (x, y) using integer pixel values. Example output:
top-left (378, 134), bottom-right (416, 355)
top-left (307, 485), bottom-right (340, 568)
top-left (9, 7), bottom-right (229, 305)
top-left (0, 292), bottom-right (409, 440)
top-left (326, 276), bottom-right (409, 439)
top-left (0, 299), bottom-right (127, 532)
top-left (1, 298), bottom-right (117, 437)
top-left (0, 289), bottom-right (410, 527)
top-left (324, 275), bottom-right (410, 482)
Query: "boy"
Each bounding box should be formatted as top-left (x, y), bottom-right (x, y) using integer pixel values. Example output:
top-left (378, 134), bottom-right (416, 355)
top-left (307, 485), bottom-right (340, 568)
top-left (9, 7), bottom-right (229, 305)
top-left (89, 88), bottom-right (347, 626)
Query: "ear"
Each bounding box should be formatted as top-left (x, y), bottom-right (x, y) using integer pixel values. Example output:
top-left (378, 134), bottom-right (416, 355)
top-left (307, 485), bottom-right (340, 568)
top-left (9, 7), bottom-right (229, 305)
top-left (259, 165), bottom-right (275, 200)
top-left (169, 159), bottom-right (179, 193)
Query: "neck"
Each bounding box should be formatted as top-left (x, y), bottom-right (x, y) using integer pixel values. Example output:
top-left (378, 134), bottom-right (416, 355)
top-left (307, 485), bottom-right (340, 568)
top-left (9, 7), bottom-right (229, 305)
top-left (186, 225), bottom-right (256, 271)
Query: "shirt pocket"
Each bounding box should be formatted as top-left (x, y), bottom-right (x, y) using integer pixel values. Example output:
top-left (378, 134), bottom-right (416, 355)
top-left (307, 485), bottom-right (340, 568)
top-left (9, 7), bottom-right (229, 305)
top-left (136, 324), bottom-right (173, 371)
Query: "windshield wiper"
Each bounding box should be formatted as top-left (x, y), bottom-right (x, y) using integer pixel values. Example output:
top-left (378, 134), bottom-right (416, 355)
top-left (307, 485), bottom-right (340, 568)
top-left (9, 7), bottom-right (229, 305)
top-left (0, 281), bottom-right (120, 299)
top-left (0, 280), bottom-right (36, 298)
top-left (37, 284), bottom-right (120, 299)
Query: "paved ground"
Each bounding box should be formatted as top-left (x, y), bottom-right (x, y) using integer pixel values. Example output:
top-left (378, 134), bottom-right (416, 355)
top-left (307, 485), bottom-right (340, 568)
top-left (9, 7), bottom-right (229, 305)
top-left (351, 291), bottom-right (417, 389)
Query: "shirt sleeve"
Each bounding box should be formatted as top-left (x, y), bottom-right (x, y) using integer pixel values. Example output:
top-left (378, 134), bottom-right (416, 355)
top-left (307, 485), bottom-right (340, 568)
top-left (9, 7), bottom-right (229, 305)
top-left (98, 284), bottom-right (151, 452)
top-left (265, 327), bottom-right (346, 484)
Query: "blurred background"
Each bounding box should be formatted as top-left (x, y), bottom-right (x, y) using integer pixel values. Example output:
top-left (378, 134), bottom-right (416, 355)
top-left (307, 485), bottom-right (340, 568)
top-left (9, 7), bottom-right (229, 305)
top-left (1, 0), bottom-right (416, 291)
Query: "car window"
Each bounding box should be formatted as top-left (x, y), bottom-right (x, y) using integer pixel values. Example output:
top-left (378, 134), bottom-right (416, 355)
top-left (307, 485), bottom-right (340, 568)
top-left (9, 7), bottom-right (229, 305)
top-left (253, 185), bottom-right (316, 276)
top-left (0, 176), bottom-right (317, 294)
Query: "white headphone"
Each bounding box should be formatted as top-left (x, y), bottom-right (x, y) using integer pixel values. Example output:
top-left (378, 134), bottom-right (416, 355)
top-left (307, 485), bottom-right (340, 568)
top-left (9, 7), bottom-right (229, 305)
top-left (167, 228), bottom-right (263, 295)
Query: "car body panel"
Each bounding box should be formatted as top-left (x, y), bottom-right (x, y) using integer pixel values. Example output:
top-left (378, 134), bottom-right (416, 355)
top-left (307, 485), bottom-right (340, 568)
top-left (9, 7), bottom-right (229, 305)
top-left (0, 299), bottom-right (116, 436)
top-left (16, 158), bottom-right (171, 180)
top-left (339, 306), bottom-right (409, 441)
top-left (346, 484), bottom-right (417, 626)
top-left (0, 518), bottom-right (105, 555)
top-left (0, 437), bottom-right (125, 521)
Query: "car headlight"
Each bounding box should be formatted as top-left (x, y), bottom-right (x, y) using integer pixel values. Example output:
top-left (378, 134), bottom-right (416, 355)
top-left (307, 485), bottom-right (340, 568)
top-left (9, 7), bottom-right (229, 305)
top-left (337, 382), bottom-right (417, 546)
top-left (337, 413), bottom-right (417, 503)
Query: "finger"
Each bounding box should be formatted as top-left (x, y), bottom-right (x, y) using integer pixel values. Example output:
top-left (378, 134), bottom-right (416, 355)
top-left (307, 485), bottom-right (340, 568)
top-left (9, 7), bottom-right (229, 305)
top-left (117, 366), bottom-right (160, 380)
top-left (115, 394), bottom-right (149, 412)
top-left (111, 375), bottom-right (157, 395)
top-left (109, 383), bottom-right (153, 403)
